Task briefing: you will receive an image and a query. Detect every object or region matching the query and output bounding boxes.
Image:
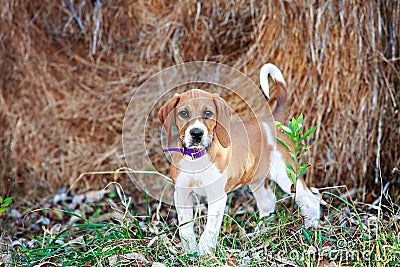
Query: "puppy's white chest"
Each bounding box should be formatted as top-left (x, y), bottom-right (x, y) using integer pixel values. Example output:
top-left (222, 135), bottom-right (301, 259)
top-left (175, 155), bottom-right (227, 197)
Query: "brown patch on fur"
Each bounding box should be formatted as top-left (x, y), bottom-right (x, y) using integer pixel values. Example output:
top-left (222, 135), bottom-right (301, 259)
top-left (272, 81), bottom-right (288, 123)
top-left (158, 94), bottom-right (181, 146)
top-left (213, 95), bottom-right (232, 148)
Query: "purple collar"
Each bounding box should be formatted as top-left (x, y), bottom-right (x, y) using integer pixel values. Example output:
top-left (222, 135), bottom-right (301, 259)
top-left (162, 147), bottom-right (207, 159)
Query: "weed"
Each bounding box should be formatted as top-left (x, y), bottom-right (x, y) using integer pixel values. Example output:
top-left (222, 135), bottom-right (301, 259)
top-left (275, 114), bottom-right (317, 187)
top-left (0, 196), bottom-right (12, 217)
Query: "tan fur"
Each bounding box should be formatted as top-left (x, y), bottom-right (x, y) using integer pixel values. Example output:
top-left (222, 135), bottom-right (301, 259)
top-left (272, 81), bottom-right (287, 123)
top-left (158, 89), bottom-right (308, 191)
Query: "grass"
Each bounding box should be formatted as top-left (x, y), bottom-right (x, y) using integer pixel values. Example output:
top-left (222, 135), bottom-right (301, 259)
top-left (2, 185), bottom-right (399, 267)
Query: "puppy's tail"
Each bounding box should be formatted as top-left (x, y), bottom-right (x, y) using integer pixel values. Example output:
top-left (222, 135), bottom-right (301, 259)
top-left (260, 63), bottom-right (288, 123)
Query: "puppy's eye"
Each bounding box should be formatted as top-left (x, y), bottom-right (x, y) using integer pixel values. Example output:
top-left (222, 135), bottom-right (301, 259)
top-left (203, 110), bottom-right (213, 119)
top-left (178, 110), bottom-right (189, 119)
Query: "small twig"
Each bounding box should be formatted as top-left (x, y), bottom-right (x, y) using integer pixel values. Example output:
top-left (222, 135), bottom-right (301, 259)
top-left (92, 0), bottom-right (102, 55)
top-left (194, 2), bottom-right (201, 31)
top-left (66, 0), bottom-right (85, 31)
top-left (372, 181), bottom-right (390, 206)
top-left (25, 6), bottom-right (44, 33)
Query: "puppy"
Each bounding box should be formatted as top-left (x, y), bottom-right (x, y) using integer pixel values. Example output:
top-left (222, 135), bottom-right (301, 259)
top-left (158, 63), bottom-right (320, 255)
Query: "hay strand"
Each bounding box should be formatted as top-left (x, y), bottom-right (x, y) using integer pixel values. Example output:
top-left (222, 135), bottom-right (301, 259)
top-left (0, 1), bottom-right (398, 201)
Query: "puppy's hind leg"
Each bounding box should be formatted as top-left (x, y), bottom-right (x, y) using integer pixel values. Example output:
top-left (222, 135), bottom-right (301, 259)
top-left (248, 179), bottom-right (276, 237)
top-left (249, 179), bottom-right (276, 219)
top-left (294, 179), bottom-right (320, 229)
top-left (269, 152), bottom-right (320, 229)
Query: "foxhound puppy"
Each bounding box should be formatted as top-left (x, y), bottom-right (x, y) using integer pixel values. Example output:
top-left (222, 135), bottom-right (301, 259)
top-left (158, 63), bottom-right (320, 255)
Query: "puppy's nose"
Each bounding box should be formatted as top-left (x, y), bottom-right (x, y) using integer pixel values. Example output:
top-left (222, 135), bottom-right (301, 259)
top-left (190, 128), bottom-right (204, 141)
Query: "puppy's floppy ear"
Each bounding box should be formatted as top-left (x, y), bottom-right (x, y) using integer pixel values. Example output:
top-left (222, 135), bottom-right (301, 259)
top-left (213, 94), bottom-right (231, 148)
top-left (158, 93), bottom-right (180, 146)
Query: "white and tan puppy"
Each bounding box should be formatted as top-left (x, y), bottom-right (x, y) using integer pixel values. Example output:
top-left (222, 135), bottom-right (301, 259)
top-left (158, 63), bottom-right (320, 255)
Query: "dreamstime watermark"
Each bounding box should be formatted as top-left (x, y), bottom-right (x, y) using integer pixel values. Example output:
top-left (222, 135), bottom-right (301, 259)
top-left (235, 238), bottom-right (400, 265)
top-left (122, 61), bottom-right (275, 205)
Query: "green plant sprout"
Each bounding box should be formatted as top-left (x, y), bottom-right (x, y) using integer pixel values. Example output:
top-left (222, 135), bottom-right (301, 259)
top-left (275, 114), bottom-right (317, 187)
top-left (0, 196), bottom-right (12, 217)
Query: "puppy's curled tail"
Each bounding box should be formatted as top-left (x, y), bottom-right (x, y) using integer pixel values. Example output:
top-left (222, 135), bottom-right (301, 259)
top-left (259, 63), bottom-right (288, 123)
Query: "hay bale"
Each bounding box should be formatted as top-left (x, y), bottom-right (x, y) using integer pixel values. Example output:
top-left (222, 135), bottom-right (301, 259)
top-left (0, 1), bottom-right (398, 201)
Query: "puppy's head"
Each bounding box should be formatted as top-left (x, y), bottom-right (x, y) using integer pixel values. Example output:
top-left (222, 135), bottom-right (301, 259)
top-left (158, 89), bottom-right (231, 151)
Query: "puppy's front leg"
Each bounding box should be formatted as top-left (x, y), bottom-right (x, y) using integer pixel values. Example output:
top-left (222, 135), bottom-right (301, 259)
top-left (198, 193), bottom-right (227, 255)
top-left (174, 188), bottom-right (198, 254)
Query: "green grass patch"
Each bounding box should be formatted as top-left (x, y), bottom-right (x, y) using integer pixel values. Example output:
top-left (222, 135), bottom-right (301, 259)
top-left (3, 189), bottom-right (400, 266)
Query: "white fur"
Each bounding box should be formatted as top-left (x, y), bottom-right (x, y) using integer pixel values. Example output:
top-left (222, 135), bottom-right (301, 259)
top-left (260, 63), bottom-right (286, 99)
top-left (295, 181), bottom-right (320, 229)
top-left (174, 189), bottom-right (197, 253)
top-left (198, 193), bottom-right (227, 255)
top-left (269, 150), bottom-right (320, 227)
top-left (262, 122), bottom-right (275, 146)
top-left (174, 155), bottom-right (228, 255)
top-left (269, 151), bottom-right (293, 194)
top-left (249, 182), bottom-right (276, 218)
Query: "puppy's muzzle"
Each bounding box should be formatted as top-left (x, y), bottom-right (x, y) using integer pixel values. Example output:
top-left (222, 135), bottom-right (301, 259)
top-left (190, 127), bottom-right (204, 144)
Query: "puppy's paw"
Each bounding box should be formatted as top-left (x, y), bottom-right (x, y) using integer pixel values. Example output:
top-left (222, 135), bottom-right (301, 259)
top-left (180, 238), bottom-right (199, 255)
top-left (297, 192), bottom-right (321, 229)
top-left (304, 217), bottom-right (320, 229)
top-left (186, 246), bottom-right (199, 255)
top-left (198, 231), bottom-right (218, 256)
top-left (198, 245), bottom-right (214, 256)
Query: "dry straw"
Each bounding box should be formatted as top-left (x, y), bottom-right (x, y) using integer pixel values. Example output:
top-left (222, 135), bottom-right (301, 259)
top-left (0, 1), bottom-right (398, 201)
